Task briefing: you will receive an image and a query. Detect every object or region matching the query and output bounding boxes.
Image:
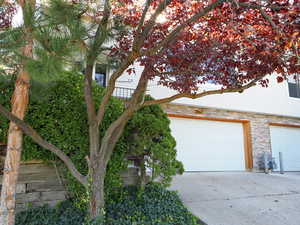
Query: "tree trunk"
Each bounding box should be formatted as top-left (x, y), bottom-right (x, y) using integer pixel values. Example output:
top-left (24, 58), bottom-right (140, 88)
top-left (86, 70), bottom-right (149, 219)
top-left (139, 158), bottom-right (147, 189)
top-left (0, 70), bottom-right (30, 225)
top-left (0, 1), bottom-right (34, 224)
top-left (87, 119), bottom-right (131, 219)
top-left (89, 163), bottom-right (106, 219)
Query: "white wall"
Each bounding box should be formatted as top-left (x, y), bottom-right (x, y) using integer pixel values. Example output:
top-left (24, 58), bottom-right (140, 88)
top-left (114, 64), bottom-right (300, 118)
top-left (114, 64), bottom-right (158, 89)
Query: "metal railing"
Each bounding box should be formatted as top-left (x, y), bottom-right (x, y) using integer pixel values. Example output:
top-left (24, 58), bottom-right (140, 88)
top-left (113, 87), bottom-right (136, 99)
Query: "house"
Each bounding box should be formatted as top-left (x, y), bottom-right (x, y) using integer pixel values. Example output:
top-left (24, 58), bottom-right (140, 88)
top-left (98, 63), bottom-right (300, 173)
top-left (2, 64), bottom-right (299, 210)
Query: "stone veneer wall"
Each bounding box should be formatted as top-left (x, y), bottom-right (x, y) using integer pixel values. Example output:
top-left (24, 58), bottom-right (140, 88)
top-left (162, 103), bottom-right (300, 171)
top-left (0, 161), bottom-right (139, 211)
top-left (0, 161), bottom-right (67, 211)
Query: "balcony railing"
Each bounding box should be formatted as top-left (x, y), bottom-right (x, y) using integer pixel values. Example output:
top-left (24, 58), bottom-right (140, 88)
top-left (113, 87), bottom-right (136, 99)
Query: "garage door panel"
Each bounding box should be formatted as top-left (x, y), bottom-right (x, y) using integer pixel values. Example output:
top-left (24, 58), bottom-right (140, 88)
top-left (270, 126), bottom-right (300, 171)
top-left (170, 117), bottom-right (245, 171)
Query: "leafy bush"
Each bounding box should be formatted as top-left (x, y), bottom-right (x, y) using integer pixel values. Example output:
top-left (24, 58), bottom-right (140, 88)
top-left (15, 201), bottom-right (85, 225)
top-left (106, 184), bottom-right (200, 225)
top-left (126, 97), bottom-right (184, 186)
top-left (0, 73), bottom-right (184, 209)
top-left (0, 73), bottom-right (128, 208)
top-left (16, 184), bottom-right (202, 225)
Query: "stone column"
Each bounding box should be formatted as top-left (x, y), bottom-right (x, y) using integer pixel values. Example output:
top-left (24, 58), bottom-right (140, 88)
top-left (249, 119), bottom-right (272, 170)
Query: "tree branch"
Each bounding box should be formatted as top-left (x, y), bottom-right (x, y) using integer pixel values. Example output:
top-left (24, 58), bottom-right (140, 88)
top-left (236, 1), bottom-right (287, 11)
top-left (143, 0), bottom-right (226, 56)
top-left (90, 0), bottom-right (111, 58)
top-left (259, 8), bottom-right (281, 35)
top-left (95, 52), bottom-right (138, 126)
top-left (84, 64), bottom-right (97, 124)
top-left (95, 0), bottom-right (173, 126)
top-left (142, 76), bottom-right (263, 106)
top-left (133, 0), bottom-right (172, 52)
top-left (85, 0), bottom-right (111, 125)
top-left (100, 70), bottom-right (149, 163)
top-left (0, 104), bottom-right (88, 187)
top-left (143, 0), bottom-right (288, 57)
top-left (135, 0), bottom-right (151, 38)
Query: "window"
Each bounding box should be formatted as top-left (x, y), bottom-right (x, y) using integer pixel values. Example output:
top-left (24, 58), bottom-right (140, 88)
top-left (74, 62), bottom-right (107, 87)
top-left (95, 64), bottom-right (107, 87)
top-left (288, 75), bottom-right (300, 98)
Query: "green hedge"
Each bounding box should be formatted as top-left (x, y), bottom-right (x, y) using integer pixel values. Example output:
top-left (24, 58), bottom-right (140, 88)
top-left (105, 184), bottom-right (200, 225)
top-left (126, 97), bottom-right (184, 186)
top-left (0, 73), bottom-right (128, 208)
top-left (15, 201), bottom-right (85, 225)
top-left (0, 73), bottom-right (184, 209)
top-left (16, 184), bottom-right (202, 225)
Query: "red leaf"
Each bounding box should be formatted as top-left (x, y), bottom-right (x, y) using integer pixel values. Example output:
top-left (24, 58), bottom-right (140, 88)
top-left (277, 77), bottom-right (284, 83)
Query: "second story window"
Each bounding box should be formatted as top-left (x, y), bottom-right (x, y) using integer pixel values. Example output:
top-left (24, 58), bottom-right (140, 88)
top-left (95, 64), bottom-right (107, 87)
top-left (288, 75), bottom-right (300, 98)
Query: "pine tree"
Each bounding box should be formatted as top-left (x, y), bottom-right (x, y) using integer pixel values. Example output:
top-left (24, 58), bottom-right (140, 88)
top-left (0, 1), bottom-right (35, 224)
top-left (0, 0), bottom-right (86, 224)
top-left (0, 0), bottom-right (116, 221)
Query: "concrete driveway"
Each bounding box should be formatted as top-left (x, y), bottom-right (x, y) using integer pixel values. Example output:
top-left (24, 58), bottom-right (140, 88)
top-left (170, 172), bottom-right (300, 225)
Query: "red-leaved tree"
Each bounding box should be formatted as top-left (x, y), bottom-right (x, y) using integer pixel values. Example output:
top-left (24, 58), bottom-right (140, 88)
top-left (0, 0), bottom-right (299, 221)
top-left (0, 1), bottom-right (15, 30)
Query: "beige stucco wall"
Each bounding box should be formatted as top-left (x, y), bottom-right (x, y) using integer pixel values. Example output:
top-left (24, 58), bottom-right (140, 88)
top-left (116, 62), bottom-right (300, 118)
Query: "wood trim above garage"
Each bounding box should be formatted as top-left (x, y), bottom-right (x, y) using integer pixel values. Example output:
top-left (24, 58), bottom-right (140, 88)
top-left (168, 113), bottom-right (253, 170)
top-left (269, 122), bottom-right (300, 129)
top-left (167, 113), bottom-right (249, 124)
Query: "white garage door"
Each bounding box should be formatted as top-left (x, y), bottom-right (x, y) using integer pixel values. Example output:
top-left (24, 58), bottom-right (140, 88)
top-left (169, 117), bottom-right (245, 171)
top-left (270, 126), bottom-right (300, 171)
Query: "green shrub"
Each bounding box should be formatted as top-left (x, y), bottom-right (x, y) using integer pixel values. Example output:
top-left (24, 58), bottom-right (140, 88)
top-left (0, 73), bottom-right (184, 209)
top-left (106, 184), bottom-right (199, 225)
top-left (126, 97), bottom-right (184, 186)
top-left (16, 185), bottom-right (201, 225)
top-left (0, 73), bottom-right (128, 208)
top-left (15, 201), bottom-right (85, 225)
